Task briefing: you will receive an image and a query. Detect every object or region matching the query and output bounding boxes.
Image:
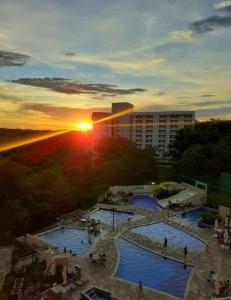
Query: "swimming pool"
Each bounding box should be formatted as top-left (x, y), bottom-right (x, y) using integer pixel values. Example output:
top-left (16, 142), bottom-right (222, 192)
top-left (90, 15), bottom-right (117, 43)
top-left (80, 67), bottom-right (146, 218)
top-left (89, 208), bottom-right (137, 226)
top-left (180, 207), bottom-right (209, 227)
top-left (130, 194), bottom-right (162, 210)
top-left (81, 287), bottom-right (118, 300)
top-left (115, 237), bottom-right (192, 299)
top-left (130, 221), bottom-right (205, 250)
top-left (38, 227), bottom-right (94, 255)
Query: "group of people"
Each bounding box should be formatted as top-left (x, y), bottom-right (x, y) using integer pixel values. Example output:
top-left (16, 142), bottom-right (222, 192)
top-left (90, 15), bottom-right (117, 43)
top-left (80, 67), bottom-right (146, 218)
top-left (75, 264), bottom-right (82, 280)
top-left (219, 280), bottom-right (230, 296)
top-left (216, 230), bottom-right (229, 245)
top-left (208, 271), bottom-right (230, 297)
top-left (88, 219), bottom-right (101, 236)
top-left (63, 247), bottom-right (74, 255)
top-left (89, 252), bottom-right (107, 266)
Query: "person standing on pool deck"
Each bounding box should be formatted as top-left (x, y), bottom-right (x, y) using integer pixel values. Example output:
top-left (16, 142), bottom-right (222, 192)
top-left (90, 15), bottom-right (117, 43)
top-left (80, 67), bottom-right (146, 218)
top-left (184, 246), bottom-right (188, 268)
top-left (164, 237), bottom-right (168, 248)
top-left (163, 237), bottom-right (168, 259)
top-left (138, 281), bottom-right (143, 300)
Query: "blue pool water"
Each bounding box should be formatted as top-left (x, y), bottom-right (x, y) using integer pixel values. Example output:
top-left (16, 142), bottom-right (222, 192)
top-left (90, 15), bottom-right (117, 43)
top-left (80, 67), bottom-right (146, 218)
top-left (130, 194), bottom-right (162, 210)
top-left (38, 227), bottom-right (94, 255)
top-left (89, 208), bottom-right (135, 226)
top-left (130, 222), bottom-right (205, 250)
top-left (181, 207), bottom-right (209, 227)
top-left (115, 237), bottom-right (192, 299)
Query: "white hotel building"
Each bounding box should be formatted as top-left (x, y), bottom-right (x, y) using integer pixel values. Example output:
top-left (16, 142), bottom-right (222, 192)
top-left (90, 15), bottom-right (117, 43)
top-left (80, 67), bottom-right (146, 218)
top-left (92, 102), bottom-right (195, 154)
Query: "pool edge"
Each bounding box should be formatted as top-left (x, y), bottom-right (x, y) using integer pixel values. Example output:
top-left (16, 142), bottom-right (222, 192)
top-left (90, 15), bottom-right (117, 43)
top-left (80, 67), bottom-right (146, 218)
top-left (112, 235), bottom-right (194, 300)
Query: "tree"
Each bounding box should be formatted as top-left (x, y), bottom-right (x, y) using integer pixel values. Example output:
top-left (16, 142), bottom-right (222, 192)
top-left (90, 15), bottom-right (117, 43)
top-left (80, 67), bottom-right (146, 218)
top-left (172, 120), bottom-right (231, 176)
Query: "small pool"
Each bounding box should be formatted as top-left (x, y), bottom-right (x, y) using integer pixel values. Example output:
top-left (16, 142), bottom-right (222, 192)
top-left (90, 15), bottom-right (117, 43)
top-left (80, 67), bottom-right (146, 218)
top-left (38, 227), bottom-right (94, 255)
top-left (180, 207), bottom-right (209, 227)
top-left (115, 237), bottom-right (192, 299)
top-left (130, 194), bottom-right (162, 210)
top-left (81, 287), bottom-right (118, 300)
top-left (89, 208), bottom-right (137, 226)
top-left (130, 221), bottom-right (205, 250)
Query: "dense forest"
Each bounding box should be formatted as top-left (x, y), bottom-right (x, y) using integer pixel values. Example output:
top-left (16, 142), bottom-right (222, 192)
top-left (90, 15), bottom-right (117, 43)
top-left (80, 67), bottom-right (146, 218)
top-left (172, 120), bottom-right (231, 176)
top-left (171, 120), bottom-right (231, 209)
top-left (0, 131), bottom-right (157, 243)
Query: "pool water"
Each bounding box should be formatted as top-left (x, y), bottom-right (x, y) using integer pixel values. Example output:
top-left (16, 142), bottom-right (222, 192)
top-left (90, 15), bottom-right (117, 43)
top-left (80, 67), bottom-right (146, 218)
top-left (115, 237), bottom-right (192, 299)
top-left (38, 227), bottom-right (94, 255)
top-left (82, 287), bottom-right (118, 300)
top-left (130, 221), bottom-right (205, 250)
top-left (130, 194), bottom-right (162, 210)
top-left (89, 208), bottom-right (136, 226)
top-left (181, 207), bottom-right (209, 227)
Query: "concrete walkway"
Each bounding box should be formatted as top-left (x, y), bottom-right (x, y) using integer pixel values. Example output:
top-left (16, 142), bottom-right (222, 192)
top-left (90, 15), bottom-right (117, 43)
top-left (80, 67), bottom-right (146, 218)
top-left (0, 246), bottom-right (14, 289)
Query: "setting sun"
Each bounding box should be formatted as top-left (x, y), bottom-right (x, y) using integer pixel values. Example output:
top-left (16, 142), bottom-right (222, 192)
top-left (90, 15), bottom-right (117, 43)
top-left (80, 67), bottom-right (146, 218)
top-left (75, 121), bottom-right (93, 132)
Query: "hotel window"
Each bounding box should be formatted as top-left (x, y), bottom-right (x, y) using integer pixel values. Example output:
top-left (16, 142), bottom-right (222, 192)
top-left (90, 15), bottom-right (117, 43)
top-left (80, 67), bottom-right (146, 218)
top-left (159, 130), bottom-right (166, 134)
top-left (184, 120), bottom-right (193, 125)
top-left (146, 144), bottom-right (153, 148)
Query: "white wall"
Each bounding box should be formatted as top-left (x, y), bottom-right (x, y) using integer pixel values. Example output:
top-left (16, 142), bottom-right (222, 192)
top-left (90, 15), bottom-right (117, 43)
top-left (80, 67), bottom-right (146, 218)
top-left (109, 185), bottom-right (158, 194)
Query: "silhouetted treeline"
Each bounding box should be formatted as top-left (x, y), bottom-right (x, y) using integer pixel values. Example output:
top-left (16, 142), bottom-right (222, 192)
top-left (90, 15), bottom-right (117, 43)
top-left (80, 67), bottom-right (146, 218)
top-left (172, 120), bottom-right (231, 176)
top-left (0, 131), bottom-right (157, 243)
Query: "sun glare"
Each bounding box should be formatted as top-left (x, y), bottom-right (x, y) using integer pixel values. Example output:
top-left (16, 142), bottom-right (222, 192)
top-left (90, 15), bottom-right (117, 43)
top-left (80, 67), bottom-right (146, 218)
top-left (75, 121), bottom-right (93, 132)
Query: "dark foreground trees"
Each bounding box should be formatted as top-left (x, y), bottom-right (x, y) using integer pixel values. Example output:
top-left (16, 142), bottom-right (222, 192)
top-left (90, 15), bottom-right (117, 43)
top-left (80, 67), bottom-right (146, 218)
top-left (172, 120), bottom-right (231, 176)
top-left (171, 120), bottom-right (231, 209)
top-left (0, 132), bottom-right (158, 241)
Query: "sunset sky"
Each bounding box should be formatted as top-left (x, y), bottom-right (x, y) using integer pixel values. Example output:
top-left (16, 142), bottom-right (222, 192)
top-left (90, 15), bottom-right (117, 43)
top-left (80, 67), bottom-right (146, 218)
top-left (0, 0), bottom-right (231, 129)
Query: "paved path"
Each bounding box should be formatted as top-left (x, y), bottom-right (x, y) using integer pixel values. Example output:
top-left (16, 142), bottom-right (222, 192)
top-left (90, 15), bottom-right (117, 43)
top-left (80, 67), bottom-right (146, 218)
top-left (0, 246), bottom-right (14, 289)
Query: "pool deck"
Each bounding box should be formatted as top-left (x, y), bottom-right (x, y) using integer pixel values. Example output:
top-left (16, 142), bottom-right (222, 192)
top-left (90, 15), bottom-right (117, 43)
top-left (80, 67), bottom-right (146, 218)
top-left (0, 246), bottom-right (14, 289)
top-left (38, 203), bottom-right (231, 300)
